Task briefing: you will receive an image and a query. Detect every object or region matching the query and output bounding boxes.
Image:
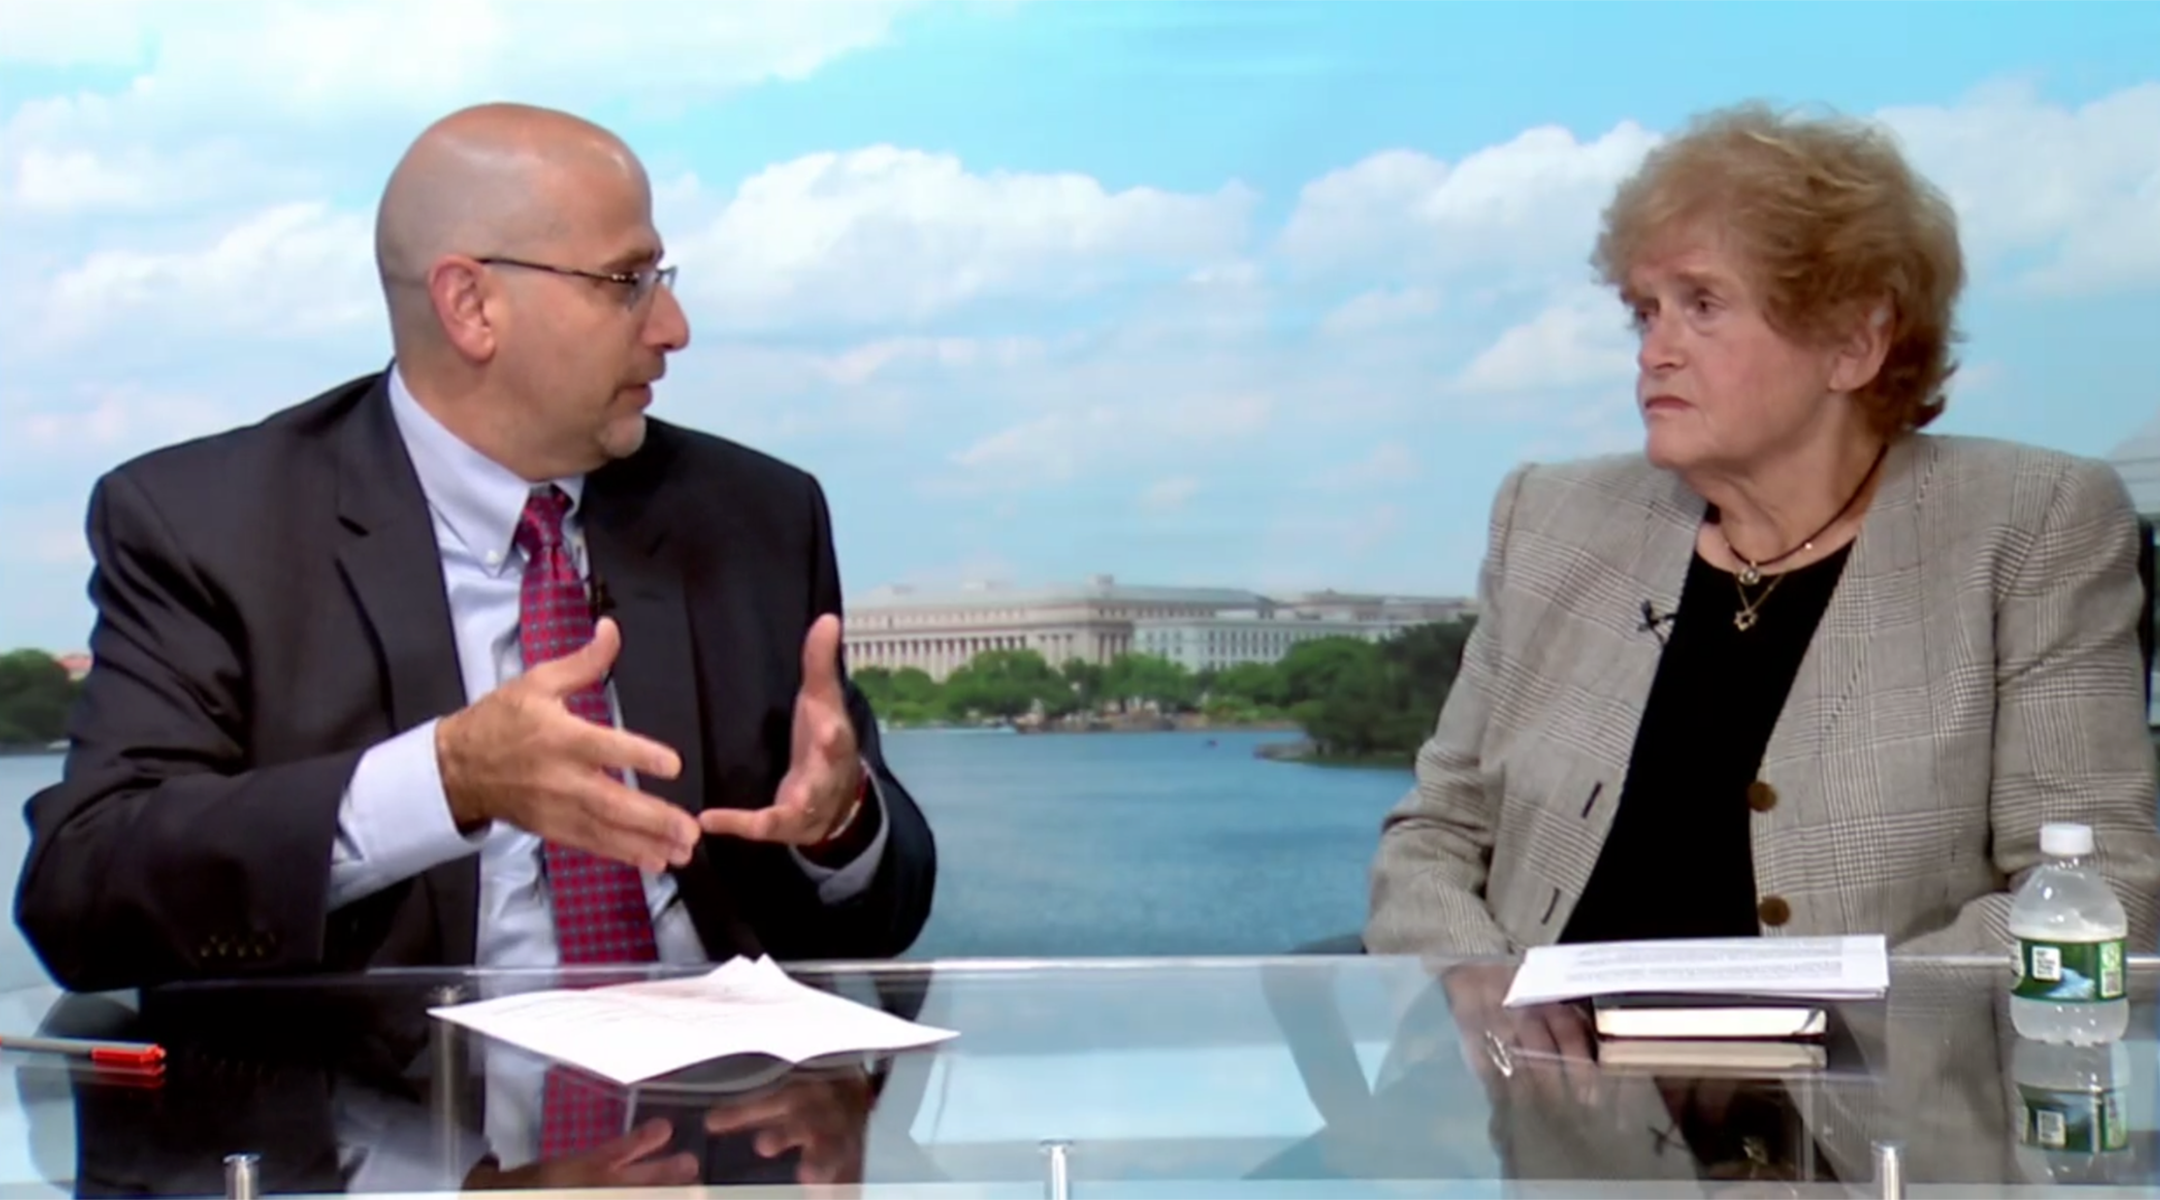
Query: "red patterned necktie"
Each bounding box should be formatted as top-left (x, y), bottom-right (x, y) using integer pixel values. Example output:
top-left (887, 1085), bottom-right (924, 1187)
top-left (514, 485), bottom-right (656, 1157)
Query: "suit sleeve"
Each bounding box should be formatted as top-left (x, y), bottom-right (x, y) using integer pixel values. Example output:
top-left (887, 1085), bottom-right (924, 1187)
top-left (1364, 467), bottom-right (1528, 957)
top-left (729, 475), bottom-right (937, 961)
top-left (14, 469), bottom-right (356, 991)
top-left (1896, 458), bottom-right (2160, 956)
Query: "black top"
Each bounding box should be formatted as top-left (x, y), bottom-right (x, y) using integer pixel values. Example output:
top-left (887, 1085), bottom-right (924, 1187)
top-left (1561, 542), bottom-right (1852, 944)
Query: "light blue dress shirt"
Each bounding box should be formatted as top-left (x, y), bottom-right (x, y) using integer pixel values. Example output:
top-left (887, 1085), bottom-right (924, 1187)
top-left (326, 366), bottom-right (888, 971)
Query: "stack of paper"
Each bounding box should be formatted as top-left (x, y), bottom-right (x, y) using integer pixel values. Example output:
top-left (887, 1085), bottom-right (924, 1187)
top-left (1501, 935), bottom-right (1890, 1009)
top-left (429, 956), bottom-right (956, 1084)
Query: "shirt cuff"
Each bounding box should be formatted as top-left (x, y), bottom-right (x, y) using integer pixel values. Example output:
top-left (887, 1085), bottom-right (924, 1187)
top-left (328, 719), bottom-right (489, 911)
top-left (789, 763), bottom-right (889, 904)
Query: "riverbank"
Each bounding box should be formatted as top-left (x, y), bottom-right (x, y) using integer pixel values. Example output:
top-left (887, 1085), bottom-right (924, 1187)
top-left (882, 715), bottom-right (1304, 735)
top-left (1254, 737), bottom-right (1414, 769)
top-left (1022, 715), bottom-right (1303, 735)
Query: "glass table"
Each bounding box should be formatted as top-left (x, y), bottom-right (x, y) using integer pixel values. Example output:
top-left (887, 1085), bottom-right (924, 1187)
top-left (1, 953), bottom-right (2156, 1197)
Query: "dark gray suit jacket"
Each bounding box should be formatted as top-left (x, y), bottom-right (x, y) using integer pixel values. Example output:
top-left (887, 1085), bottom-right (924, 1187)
top-left (14, 372), bottom-right (936, 991)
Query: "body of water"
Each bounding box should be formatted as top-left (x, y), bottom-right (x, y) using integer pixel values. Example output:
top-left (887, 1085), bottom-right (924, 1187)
top-left (0, 729), bottom-right (1409, 988)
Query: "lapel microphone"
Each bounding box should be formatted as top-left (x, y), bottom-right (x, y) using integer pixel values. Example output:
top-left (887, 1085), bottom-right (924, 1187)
top-left (588, 573), bottom-right (615, 620)
top-left (1639, 599), bottom-right (1675, 645)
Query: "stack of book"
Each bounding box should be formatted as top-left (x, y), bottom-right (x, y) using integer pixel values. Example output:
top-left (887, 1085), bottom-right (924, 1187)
top-left (1588, 992), bottom-right (1831, 1072)
top-left (1501, 934), bottom-right (1889, 1074)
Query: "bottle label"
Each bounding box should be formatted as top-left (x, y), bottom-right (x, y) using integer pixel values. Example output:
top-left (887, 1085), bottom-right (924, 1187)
top-left (2019, 1083), bottom-right (2128, 1153)
top-left (2015, 937), bottom-right (2126, 1002)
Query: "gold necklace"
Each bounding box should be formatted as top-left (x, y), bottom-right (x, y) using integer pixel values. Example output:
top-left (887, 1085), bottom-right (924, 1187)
top-left (1731, 569), bottom-right (1788, 631)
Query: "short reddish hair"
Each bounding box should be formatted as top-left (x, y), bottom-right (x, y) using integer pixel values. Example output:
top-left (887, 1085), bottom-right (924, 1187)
top-left (1592, 102), bottom-right (1966, 435)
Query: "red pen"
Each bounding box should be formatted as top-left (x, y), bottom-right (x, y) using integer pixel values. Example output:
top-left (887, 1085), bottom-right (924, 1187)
top-left (0, 1034), bottom-right (165, 1068)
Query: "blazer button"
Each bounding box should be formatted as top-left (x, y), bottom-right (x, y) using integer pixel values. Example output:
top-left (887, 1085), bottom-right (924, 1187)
top-left (1758, 896), bottom-right (1792, 927)
top-left (1746, 781), bottom-right (1777, 812)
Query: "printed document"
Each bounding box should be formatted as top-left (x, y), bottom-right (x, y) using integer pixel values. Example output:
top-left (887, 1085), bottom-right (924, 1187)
top-left (429, 956), bottom-right (956, 1084)
top-left (1501, 934), bottom-right (1890, 1009)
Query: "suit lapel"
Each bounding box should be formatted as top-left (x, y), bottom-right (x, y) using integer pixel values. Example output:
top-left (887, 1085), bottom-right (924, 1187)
top-left (334, 379), bottom-right (469, 730)
top-left (332, 374), bottom-right (478, 965)
top-left (585, 446), bottom-right (763, 959)
top-left (1763, 435), bottom-right (1927, 764)
top-left (1611, 469), bottom-right (1708, 730)
top-left (581, 482), bottom-right (705, 819)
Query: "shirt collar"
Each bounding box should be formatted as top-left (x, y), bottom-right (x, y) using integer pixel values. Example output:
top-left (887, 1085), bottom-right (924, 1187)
top-left (385, 364), bottom-right (585, 566)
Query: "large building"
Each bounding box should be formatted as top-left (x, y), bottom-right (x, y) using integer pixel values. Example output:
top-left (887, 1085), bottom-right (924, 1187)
top-left (844, 574), bottom-right (1473, 680)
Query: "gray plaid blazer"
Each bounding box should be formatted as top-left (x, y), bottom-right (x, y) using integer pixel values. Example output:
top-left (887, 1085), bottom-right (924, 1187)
top-left (1368, 432), bottom-right (2160, 956)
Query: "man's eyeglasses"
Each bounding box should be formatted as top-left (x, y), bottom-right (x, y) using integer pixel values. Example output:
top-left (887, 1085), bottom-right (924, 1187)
top-left (476, 256), bottom-right (677, 308)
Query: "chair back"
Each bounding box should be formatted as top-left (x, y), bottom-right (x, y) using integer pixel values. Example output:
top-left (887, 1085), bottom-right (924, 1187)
top-left (2140, 517), bottom-right (2155, 708)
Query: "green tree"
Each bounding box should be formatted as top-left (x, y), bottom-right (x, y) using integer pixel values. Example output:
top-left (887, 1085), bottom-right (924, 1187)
top-left (1276, 636), bottom-right (1377, 707)
top-left (1284, 619), bottom-right (1480, 761)
top-left (1103, 653), bottom-right (1199, 713)
top-left (0, 651), bottom-right (77, 747)
top-left (1386, 617), bottom-right (1477, 721)
top-left (944, 649), bottom-right (1066, 721)
top-left (1207, 660), bottom-right (1287, 709)
top-left (853, 665), bottom-right (946, 726)
top-left (1060, 658), bottom-right (1106, 711)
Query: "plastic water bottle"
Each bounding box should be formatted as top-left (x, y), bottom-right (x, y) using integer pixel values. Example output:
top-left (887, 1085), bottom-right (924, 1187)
top-left (2012, 1037), bottom-right (2134, 1184)
top-left (2008, 822), bottom-right (2130, 1044)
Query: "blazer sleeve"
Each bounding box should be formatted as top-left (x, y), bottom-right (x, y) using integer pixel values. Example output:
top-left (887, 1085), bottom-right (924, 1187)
top-left (13, 469), bottom-right (354, 992)
top-left (1897, 458), bottom-right (2160, 956)
top-left (1364, 466), bottom-right (1531, 957)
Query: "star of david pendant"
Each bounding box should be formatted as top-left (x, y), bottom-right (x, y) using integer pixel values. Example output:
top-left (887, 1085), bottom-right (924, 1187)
top-left (1734, 610), bottom-right (1758, 631)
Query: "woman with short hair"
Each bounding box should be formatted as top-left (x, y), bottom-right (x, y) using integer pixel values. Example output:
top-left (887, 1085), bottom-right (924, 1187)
top-left (1367, 102), bottom-right (2160, 962)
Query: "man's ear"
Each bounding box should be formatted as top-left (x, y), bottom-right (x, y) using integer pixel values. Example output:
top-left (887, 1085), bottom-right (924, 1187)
top-left (430, 257), bottom-right (499, 363)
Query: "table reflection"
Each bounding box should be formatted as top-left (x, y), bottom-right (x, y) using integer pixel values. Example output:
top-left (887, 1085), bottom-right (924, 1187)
top-left (1256, 956), bottom-right (2117, 1190)
top-left (35, 971), bottom-right (931, 1194)
top-left (6, 956), bottom-right (2155, 1193)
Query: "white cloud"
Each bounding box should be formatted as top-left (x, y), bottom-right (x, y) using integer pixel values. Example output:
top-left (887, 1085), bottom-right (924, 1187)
top-left (1882, 81), bottom-right (2160, 295)
top-left (945, 391), bottom-right (1271, 490)
top-left (1276, 122), bottom-right (1659, 286)
top-left (38, 203), bottom-right (378, 347)
top-left (0, 1), bottom-right (925, 116)
top-left (18, 145), bottom-right (1255, 349)
top-left (0, 382), bottom-right (247, 481)
top-left (678, 146), bottom-right (1256, 329)
top-left (0, 1), bottom-right (930, 223)
top-left (0, 0), bottom-right (162, 68)
top-left (1279, 83), bottom-right (2160, 301)
top-left (1, 136), bottom-right (298, 220)
top-left (1454, 285), bottom-right (1635, 395)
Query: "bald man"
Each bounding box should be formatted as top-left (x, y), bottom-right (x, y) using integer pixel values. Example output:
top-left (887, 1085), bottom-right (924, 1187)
top-left (15, 104), bottom-right (937, 992)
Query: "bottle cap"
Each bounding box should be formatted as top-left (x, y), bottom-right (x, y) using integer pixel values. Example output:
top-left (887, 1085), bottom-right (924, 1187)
top-left (2040, 822), bottom-right (2095, 858)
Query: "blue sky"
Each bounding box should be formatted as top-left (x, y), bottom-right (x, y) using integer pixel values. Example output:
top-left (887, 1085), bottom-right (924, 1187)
top-left (2, 0), bottom-right (2158, 651)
